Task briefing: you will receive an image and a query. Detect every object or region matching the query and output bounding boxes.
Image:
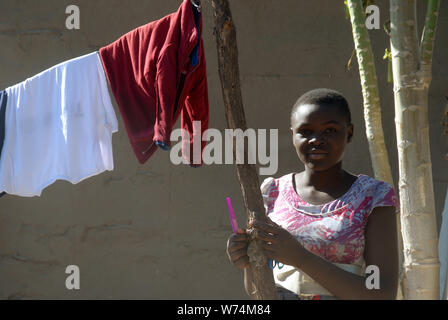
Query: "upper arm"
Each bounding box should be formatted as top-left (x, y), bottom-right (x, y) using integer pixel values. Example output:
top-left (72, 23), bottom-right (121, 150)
top-left (364, 206), bottom-right (399, 298)
top-left (260, 177), bottom-right (275, 215)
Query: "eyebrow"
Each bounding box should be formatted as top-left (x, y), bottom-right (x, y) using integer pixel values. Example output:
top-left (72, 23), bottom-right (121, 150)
top-left (297, 120), bottom-right (343, 126)
top-left (323, 120), bottom-right (342, 125)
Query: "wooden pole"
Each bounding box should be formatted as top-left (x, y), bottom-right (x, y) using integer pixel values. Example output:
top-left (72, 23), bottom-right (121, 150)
top-left (210, 0), bottom-right (279, 299)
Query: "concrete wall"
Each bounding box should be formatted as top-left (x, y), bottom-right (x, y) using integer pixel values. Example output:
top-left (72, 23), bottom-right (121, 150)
top-left (0, 0), bottom-right (446, 299)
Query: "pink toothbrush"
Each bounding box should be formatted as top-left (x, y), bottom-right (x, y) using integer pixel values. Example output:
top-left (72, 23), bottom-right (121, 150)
top-left (226, 197), bottom-right (238, 233)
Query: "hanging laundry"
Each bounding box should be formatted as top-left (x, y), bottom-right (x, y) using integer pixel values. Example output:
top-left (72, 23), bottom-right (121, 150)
top-left (190, 2), bottom-right (201, 67)
top-left (99, 0), bottom-right (209, 166)
top-left (0, 90), bottom-right (6, 155)
top-left (0, 52), bottom-right (118, 197)
top-left (0, 90), bottom-right (6, 198)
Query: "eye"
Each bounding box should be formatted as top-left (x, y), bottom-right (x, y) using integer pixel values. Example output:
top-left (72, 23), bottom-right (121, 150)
top-left (297, 129), bottom-right (312, 136)
top-left (324, 128), bottom-right (337, 134)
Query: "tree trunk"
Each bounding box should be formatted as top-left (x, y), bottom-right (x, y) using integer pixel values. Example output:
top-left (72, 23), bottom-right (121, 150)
top-left (211, 0), bottom-right (279, 300)
top-left (390, 0), bottom-right (441, 299)
top-left (346, 0), bottom-right (404, 299)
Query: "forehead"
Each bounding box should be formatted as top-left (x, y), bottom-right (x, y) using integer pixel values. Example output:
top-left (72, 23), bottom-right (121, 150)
top-left (291, 103), bottom-right (347, 127)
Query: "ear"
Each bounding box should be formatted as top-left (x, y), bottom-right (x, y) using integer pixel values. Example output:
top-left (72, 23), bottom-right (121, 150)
top-left (347, 124), bottom-right (354, 143)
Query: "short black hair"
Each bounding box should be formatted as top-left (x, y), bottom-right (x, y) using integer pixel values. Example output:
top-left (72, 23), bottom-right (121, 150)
top-left (291, 88), bottom-right (352, 125)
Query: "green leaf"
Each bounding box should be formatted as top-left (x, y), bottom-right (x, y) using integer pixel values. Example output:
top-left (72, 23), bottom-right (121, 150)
top-left (387, 60), bottom-right (393, 83)
top-left (344, 0), bottom-right (350, 20)
top-left (383, 48), bottom-right (392, 61)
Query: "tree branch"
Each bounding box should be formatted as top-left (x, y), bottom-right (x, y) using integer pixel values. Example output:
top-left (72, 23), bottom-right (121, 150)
top-left (419, 0), bottom-right (441, 75)
top-left (210, 0), bottom-right (279, 300)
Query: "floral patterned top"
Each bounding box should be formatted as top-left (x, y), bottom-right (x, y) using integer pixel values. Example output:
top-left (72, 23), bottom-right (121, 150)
top-left (261, 173), bottom-right (399, 295)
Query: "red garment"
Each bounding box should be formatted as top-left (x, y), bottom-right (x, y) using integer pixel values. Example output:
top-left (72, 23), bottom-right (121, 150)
top-left (99, 0), bottom-right (209, 165)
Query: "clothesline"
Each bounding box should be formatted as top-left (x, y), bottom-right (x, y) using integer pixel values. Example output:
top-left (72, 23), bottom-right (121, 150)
top-left (0, 0), bottom-right (209, 198)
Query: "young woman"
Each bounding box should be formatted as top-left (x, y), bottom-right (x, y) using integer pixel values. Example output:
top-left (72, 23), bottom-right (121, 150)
top-left (226, 88), bottom-right (399, 300)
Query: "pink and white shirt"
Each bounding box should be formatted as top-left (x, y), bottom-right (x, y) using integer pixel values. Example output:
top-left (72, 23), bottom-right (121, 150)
top-left (261, 173), bottom-right (399, 295)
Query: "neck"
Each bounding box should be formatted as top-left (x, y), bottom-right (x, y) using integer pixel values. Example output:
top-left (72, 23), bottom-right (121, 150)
top-left (300, 162), bottom-right (347, 190)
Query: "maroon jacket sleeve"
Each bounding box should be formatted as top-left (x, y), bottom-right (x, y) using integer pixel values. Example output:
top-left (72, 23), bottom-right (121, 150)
top-left (181, 43), bottom-right (209, 166)
top-left (153, 43), bottom-right (179, 147)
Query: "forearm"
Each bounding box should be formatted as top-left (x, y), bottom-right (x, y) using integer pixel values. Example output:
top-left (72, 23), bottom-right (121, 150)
top-left (293, 245), bottom-right (397, 300)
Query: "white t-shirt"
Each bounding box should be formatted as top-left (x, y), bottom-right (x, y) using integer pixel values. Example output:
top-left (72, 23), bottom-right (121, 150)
top-left (0, 52), bottom-right (118, 197)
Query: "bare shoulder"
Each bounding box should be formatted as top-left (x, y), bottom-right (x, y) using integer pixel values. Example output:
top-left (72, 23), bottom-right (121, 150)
top-left (366, 206), bottom-right (397, 239)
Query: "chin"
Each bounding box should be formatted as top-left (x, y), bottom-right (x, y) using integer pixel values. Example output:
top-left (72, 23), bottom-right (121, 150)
top-left (305, 164), bottom-right (330, 171)
top-left (305, 160), bottom-right (339, 171)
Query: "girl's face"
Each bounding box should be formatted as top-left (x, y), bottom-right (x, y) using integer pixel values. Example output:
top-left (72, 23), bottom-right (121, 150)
top-left (291, 103), bottom-right (353, 171)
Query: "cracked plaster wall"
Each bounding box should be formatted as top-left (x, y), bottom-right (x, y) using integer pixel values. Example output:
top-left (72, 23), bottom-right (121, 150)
top-left (0, 0), bottom-right (447, 299)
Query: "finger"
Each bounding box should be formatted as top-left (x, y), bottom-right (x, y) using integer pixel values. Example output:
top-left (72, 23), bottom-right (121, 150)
top-left (232, 231), bottom-right (248, 239)
top-left (251, 220), bottom-right (279, 234)
top-left (229, 233), bottom-right (248, 242)
top-left (229, 248), bottom-right (248, 263)
top-left (249, 217), bottom-right (277, 227)
top-left (227, 241), bottom-right (248, 253)
top-left (236, 228), bottom-right (247, 234)
top-left (254, 231), bottom-right (277, 244)
top-left (233, 256), bottom-right (250, 269)
top-left (262, 242), bottom-right (276, 252)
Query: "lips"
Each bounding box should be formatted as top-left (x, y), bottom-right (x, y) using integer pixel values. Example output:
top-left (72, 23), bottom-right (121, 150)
top-left (307, 149), bottom-right (328, 159)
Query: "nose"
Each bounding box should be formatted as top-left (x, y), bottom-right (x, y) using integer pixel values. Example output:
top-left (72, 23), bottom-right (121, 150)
top-left (308, 134), bottom-right (326, 146)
